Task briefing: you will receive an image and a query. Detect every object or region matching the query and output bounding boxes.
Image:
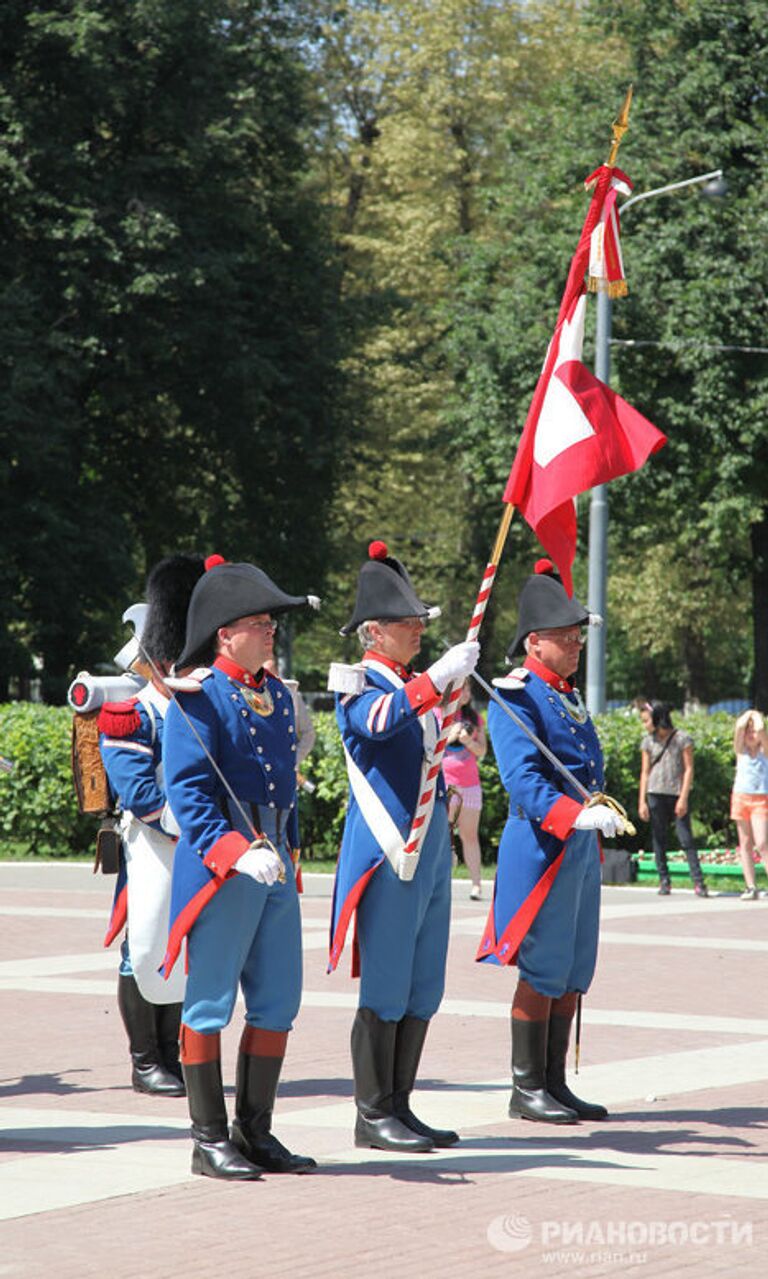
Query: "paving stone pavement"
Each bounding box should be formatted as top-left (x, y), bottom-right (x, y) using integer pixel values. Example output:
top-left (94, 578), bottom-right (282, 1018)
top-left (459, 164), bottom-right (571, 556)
top-left (1, 862), bottom-right (767, 1277)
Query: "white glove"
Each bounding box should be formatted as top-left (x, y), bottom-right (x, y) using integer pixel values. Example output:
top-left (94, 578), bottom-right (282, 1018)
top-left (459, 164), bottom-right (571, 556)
top-left (573, 804), bottom-right (622, 838)
top-left (427, 641), bottom-right (480, 693)
top-left (235, 844), bottom-right (283, 885)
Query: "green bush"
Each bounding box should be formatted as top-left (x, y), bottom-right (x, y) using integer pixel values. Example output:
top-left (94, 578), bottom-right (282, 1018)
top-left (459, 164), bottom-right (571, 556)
top-left (0, 702), bottom-right (739, 861)
top-left (0, 703), bottom-right (95, 856)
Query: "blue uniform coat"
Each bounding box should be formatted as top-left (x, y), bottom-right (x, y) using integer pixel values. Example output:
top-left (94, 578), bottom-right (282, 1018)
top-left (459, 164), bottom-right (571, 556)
top-left (162, 660), bottom-right (300, 977)
top-left (329, 655), bottom-right (444, 975)
top-left (477, 656), bottom-right (604, 967)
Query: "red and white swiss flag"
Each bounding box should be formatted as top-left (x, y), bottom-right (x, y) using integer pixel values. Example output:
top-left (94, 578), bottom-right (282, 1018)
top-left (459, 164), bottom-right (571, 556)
top-left (504, 289), bottom-right (666, 596)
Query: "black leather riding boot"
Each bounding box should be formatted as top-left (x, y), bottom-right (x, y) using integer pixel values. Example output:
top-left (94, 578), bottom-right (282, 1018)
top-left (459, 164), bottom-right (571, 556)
top-left (117, 974), bottom-right (185, 1096)
top-left (155, 1002), bottom-right (185, 1088)
top-left (352, 1008), bottom-right (433, 1152)
top-left (508, 1017), bottom-right (578, 1124)
top-left (181, 1028), bottom-right (263, 1181)
top-left (392, 1015), bottom-right (458, 1147)
top-left (230, 1027), bottom-right (316, 1174)
top-left (546, 1014), bottom-right (608, 1120)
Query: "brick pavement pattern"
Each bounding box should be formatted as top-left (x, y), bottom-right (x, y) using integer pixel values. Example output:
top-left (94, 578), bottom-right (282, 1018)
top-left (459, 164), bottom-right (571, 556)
top-left (1, 863), bottom-right (767, 1277)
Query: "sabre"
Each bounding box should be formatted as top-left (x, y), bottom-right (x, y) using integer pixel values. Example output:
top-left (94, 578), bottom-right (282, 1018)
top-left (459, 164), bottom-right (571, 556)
top-left (138, 647), bottom-right (286, 881)
top-left (468, 666), bottom-right (636, 836)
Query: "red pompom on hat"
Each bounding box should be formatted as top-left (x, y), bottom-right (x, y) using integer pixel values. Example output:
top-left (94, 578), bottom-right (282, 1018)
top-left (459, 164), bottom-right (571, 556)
top-left (204, 554), bottom-right (228, 571)
top-left (534, 558), bottom-right (556, 575)
top-left (368, 540), bottom-right (388, 561)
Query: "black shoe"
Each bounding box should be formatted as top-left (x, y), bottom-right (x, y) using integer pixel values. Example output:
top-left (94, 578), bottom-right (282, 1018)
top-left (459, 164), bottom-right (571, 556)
top-left (231, 1123), bottom-right (316, 1173)
top-left (657, 882), bottom-right (671, 895)
top-left (508, 1085), bottom-right (579, 1123)
top-left (547, 1081), bottom-right (608, 1121)
top-left (354, 1112), bottom-right (434, 1152)
top-left (395, 1105), bottom-right (459, 1148)
top-left (694, 882), bottom-right (709, 897)
top-left (191, 1136), bottom-right (263, 1180)
top-left (132, 1061), bottom-right (186, 1097)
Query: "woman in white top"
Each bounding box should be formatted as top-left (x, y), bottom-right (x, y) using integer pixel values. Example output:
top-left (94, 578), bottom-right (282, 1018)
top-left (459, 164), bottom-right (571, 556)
top-left (731, 709), bottom-right (768, 900)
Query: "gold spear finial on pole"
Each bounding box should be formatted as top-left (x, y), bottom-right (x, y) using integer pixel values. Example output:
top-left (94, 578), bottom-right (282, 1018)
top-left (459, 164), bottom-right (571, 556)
top-left (607, 85), bottom-right (633, 167)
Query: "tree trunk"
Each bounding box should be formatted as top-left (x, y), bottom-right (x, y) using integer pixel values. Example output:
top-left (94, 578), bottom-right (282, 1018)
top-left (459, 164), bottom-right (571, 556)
top-left (751, 517), bottom-right (768, 712)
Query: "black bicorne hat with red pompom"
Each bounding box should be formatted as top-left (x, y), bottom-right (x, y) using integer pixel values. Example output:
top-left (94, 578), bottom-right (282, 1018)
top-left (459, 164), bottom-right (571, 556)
top-left (339, 540), bottom-right (440, 636)
top-left (176, 554), bottom-right (318, 670)
top-left (507, 558), bottom-right (591, 658)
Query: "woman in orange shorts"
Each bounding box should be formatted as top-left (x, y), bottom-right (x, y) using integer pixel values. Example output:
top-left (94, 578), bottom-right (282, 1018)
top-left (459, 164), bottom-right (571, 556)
top-left (731, 710), bottom-right (768, 900)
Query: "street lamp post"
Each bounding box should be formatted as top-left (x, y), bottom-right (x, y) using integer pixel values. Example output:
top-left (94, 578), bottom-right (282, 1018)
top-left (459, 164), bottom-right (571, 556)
top-left (585, 168), bottom-right (725, 714)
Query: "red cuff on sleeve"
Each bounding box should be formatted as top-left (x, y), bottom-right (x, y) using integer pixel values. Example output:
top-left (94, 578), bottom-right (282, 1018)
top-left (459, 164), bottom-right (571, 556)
top-left (542, 795), bottom-right (584, 841)
top-left (405, 672), bottom-right (441, 715)
top-left (203, 830), bottom-right (251, 879)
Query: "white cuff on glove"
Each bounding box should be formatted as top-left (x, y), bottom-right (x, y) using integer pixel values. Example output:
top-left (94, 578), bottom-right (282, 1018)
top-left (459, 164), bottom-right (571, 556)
top-left (573, 804), bottom-right (622, 838)
top-left (427, 641), bottom-right (481, 693)
top-left (235, 845), bottom-right (283, 885)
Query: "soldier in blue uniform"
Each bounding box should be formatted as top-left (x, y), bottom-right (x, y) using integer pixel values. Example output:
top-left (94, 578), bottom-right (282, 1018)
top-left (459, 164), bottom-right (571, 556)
top-left (477, 560), bottom-right (621, 1124)
top-left (161, 555), bottom-right (318, 1181)
top-left (329, 541), bottom-right (479, 1153)
top-left (99, 554), bottom-right (204, 1098)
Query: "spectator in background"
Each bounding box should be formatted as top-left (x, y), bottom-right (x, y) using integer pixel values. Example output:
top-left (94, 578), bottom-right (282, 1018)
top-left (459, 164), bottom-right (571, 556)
top-left (441, 680), bottom-right (487, 900)
top-left (731, 709), bottom-right (768, 901)
top-left (638, 700), bottom-right (708, 897)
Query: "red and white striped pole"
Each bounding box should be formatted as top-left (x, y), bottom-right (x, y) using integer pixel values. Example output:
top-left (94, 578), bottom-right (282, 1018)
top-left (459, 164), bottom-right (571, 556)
top-left (400, 504), bottom-right (515, 865)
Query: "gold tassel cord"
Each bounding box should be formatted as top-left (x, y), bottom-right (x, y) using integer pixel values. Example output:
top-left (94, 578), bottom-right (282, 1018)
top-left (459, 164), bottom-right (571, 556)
top-left (587, 277), bottom-right (629, 299)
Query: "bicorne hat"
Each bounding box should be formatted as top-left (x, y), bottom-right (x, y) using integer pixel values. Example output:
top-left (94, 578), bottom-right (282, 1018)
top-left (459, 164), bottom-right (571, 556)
top-left (141, 554), bottom-right (205, 667)
top-left (339, 540), bottom-right (441, 636)
top-left (508, 559), bottom-right (592, 659)
top-left (177, 554), bottom-right (318, 670)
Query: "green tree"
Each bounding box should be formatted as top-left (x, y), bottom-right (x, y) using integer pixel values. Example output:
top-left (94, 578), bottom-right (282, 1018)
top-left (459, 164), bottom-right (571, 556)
top-left (0, 1), bottom-right (342, 699)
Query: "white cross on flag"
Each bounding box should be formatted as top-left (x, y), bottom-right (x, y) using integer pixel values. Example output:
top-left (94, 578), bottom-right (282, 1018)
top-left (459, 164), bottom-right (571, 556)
top-left (504, 166), bottom-right (667, 595)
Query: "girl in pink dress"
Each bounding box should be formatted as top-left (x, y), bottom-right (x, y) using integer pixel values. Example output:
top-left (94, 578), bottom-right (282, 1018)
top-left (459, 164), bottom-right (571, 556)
top-left (441, 681), bottom-right (487, 899)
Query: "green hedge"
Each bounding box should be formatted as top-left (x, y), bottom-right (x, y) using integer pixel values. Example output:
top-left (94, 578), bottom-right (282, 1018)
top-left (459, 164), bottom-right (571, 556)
top-left (0, 703), bottom-right (95, 856)
top-left (0, 702), bottom-right (738, 861)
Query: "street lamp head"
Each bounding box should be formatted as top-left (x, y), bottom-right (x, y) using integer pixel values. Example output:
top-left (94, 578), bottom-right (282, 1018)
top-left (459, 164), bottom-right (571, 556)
top-left (701, 173), bottom-right (728, 199)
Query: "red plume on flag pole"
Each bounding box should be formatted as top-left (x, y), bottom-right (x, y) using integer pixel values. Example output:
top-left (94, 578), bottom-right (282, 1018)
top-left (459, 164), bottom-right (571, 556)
top-left (503, 87), bottom-right (666, 596)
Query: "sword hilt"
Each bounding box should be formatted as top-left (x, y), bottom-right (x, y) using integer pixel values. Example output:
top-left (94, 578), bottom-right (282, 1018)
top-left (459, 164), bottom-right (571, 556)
top-left (587, 792), bottom-right (636, 837)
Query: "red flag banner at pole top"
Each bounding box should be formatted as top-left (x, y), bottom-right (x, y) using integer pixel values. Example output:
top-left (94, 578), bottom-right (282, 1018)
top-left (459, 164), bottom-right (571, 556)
top-left (503, 163), bottom-right (667, 596)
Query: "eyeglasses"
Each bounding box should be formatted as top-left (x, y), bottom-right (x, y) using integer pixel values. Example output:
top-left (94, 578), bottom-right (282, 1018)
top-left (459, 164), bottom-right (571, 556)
top-left (536, 626), bottom-right (588, 644)
top-left (244, 617), bottom-right (278, 634)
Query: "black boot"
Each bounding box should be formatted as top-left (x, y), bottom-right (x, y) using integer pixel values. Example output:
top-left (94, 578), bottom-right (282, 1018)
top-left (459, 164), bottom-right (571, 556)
top-left (117, 974), bottom-right (185, 1096)
top-left (392, 1016), bottom-right (458, 1147)
top-left (508, 1018), bottom-right (578, 1124)
top-left (230, 1031), bottom-right (316, 1174)
top-left (352, 1008), bottom-right (433, 1152)
top-left (546, 1014), bottom-right (608, 1121)
top-left (183, 1056), bottom-right (263, 1181)
top-left (155, 1002), bottom-right (185, 1089)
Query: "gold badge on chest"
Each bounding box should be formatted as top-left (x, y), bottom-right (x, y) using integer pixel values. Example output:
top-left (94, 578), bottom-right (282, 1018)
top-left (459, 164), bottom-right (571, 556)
top-left (241, 685), bottom-right (274, 717)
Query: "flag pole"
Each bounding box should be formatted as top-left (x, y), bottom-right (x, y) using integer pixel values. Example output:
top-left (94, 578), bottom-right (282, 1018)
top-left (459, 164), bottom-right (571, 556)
top-left (399, 90), bottom-right (637, 875)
